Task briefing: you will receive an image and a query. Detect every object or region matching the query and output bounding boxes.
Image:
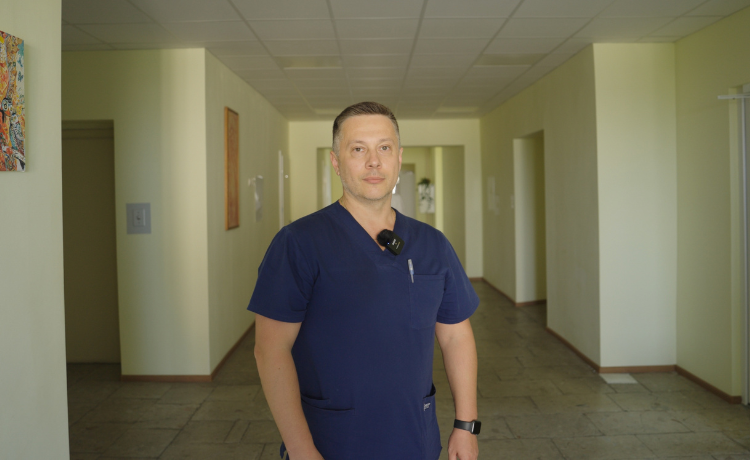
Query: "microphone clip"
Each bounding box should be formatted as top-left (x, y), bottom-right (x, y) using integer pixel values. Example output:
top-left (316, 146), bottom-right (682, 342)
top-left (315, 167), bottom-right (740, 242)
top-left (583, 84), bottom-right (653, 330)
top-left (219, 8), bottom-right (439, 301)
top-left (377, 229), bottom-right (404, 255)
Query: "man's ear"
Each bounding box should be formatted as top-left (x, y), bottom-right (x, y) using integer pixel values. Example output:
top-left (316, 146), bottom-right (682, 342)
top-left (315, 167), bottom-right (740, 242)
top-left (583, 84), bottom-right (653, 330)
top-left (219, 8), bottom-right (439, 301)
top-left (398, 147), bottom-right (403, 172)
top-left (330, 150), bottom-right (340, 176)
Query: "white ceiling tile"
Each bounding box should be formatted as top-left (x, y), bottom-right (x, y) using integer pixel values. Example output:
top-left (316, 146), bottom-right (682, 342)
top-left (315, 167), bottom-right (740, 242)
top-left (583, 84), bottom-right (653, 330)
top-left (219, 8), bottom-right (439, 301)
top-left (407, 66), bottom-right (467, 78)
top-left (349, 78), bottom-right (402, 89)
top-left (413, 38), bottom-right (488, 55)
top-left (247, 79), bottom-right (298, 89)
top-left (454, 80), bottom-right (513, 91)
top-left (534, 53), bottom-right (574, 67)
top-left (687, 0), bottom-right (750, 16)
top-left (305, 96), bottom-right (354, 104)
top-left (218, 55), bottom-right (280, 70)
top-left (63, 0), bottom-right (153, 24)
top-left (231, 0), bottom-right (331, 20)
top-left (250, 19), bottom-right (335, 40)
top-left (424, 0), bottom-right (520, 18)
top-left (234, 68), bottom-right (287, 79)
top-left (254, 87), bottom-right (300, 96)
top-left (485, 37), bottom-right (564, 53)
top-left (555, 38), bottom-right (594, 54)
top-left (648, 16), bottom-right (723, 36)
top-left (410, 54), bottom-right (478, 67)
top-left (342, 55), bottom-right (410, 67)
top-left (129, 0), bottom-right (242, 22)
top-left (347, 68), bottom-right (406, 78)
top-left (298, 87), bottom-right (349, 96)
top-left (637, 36), bottom-right (680, 42)
top-left (295, 79), bottom-right (350, 88)
top-left (161, 21), bottom-right (254, 42)
top-left (499, 18), bottom-right (591, 37)
top-left (515, 0), bottom-right (614, 17)
top-left (62, 43), bottom-right (114, 51)
top-left (403, 78), bottom-right (457, 88)
top-left (206, 41), bottom-right (267, 56)
top-left (62, 25), bottom-right (103, 45)
top-left (340, 39), bottom-right (415, 55)
top-left (419, 18), bottom-right (504, 39)
top-left (264, 39), bottom-right (340, 56)
top-left (600, 0), bottom-right (706, 17)
top-left (329, 0), bottom-right (424, 18)
top-left (523, 65), bottom-right (556, 80)
top-left (465, 65), bottom-right (528, 79)
top-left (335, 19), bottom-right (419, 39)
top-left (443, 95), bottom-right (490, 105)
top-left (286, 68), bottom-right (346, 79)
top-left (78, 24), bottom-right (179, 44)
top-left (575, 17), bottom-right (674, 39)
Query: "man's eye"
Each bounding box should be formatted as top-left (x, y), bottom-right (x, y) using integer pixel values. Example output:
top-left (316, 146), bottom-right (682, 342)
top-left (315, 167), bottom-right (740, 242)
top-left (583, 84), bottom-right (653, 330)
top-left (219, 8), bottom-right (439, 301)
top-left (380, 145), bottom-right (390, 151)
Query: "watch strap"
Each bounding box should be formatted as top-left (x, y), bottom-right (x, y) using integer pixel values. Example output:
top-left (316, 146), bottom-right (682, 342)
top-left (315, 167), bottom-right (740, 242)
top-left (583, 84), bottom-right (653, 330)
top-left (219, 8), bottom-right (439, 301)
top-left (453, 419), bottom-right (481, 435)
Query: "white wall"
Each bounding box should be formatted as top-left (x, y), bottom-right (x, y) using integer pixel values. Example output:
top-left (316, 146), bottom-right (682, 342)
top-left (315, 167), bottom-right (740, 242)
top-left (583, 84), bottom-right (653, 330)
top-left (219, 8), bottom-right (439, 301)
top-left (0, 0), bottom-right (70, 457)
top-left (594, 44), bottom-right (677, 368)
top-left (289, 119), bottom-right (483, 277)
top-left (204, 51), bottom-right (289, 371)
top-left (63, 50), bottom-right (211, 376)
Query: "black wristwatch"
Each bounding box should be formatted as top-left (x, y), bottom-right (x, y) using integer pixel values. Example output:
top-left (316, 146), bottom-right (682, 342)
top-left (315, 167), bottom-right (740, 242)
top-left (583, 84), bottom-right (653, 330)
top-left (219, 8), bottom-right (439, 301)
top-left (454, 419), bottom-right (481, 435)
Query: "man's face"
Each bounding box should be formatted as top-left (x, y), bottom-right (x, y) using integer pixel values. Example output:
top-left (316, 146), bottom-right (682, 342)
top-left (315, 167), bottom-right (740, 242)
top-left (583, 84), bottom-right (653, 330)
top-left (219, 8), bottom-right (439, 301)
top-left (331, 114), bottom-right (402, 204)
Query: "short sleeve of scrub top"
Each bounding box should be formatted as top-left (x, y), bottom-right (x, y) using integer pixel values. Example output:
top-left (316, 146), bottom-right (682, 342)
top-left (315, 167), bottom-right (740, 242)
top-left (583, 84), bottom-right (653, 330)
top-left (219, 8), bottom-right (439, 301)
top-left (247, 203), bottom-right (479, 460)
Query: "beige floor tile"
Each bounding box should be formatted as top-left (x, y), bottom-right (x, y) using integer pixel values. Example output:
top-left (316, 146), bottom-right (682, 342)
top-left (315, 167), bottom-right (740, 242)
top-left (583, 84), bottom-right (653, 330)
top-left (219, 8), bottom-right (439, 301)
top-left (637, 432), bottom-right (748, 457)
top-left (585, 411), bottom-right (691, 435)
top-left (160, 442), bottom-right (264, 460)
top-left (517, 354), bottom-right (593, 369)
top-left (172, 421), bottom-right (235, 444)
top-left (259, 443), bottom-right (283, 460)
top-left (497, 366), bottom-right (594, 382)
top-left (633, 373), bottom-right (704, 393)
top-left (531, 393), bottom-right (622, 414)
top-left (102, 428), bottom-right (178, 457)
top-left (478, 396), bottom-right (541, 418)
top-left (69, 422), bottom-right (132, 453)
top-left (726, 431), bottom-right (750, 450)
top-left (610, 383), bottom-right (650, 393)
top-left (713, 456), bottom-right (750, 460)
top-left (68, 381), bottom-right (122, 404)
top-left (81, 398), bottom-right (156, 423)
top-left (225, 420), bottom-right (250, 443)
top-left (608, 391), bottom-right (706, 412)
top-left (476, 438), bottom-right (563, 459)
top-left (554, 378), bottom-right (615, 395)
top-left (682, 390), bottom-right (738, 409)
top-left (134, 403), bottom-right (199, 429)
top-left (553, 435), bottom-right (655, 459)
top-left (158, 384), bottom-right (215, 405)
top-left (110, 382), bottom-right (172, 399)
top-left (506, 413), bottom-right (601, 438)
top-left (69, 402), bottom-right (98, 426)
top-left (191, 400), bottom-right (273, 421)
top-left (84, 364), bottom-right (123, 382)
top-left (207, 385), bottom-right (262, 402)
top-left (211, 370), bottom-right (262, 385)
top-left (242, 420), bottom-right (283, 443)
top-left (70, 454), bottom-right (102, 460)
top-left (672, 409), bottom-right (750, 432)
top-left (480, 379), bottom-right (562, 398)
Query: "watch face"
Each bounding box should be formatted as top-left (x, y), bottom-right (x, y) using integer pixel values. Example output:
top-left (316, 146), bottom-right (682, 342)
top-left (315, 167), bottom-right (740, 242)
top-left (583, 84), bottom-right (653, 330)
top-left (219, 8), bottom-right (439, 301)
top-left (472, 420), bottom-right (482, 435)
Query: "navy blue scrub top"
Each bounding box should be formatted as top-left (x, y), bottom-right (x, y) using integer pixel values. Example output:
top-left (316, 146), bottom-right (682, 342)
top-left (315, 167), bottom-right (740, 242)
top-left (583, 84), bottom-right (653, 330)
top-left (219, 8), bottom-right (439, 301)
top-left (248, 202), bottom-right (479, 460)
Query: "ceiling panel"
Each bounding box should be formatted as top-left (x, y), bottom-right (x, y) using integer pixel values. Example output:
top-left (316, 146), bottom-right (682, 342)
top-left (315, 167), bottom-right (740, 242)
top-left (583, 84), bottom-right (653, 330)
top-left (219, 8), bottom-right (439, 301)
top-left (575, 17), bottom-right (673, 39)
top-left (250, 19), bottom-right (335, 40)
top-left (410, 54), bottom-right (479, 67)
top-left (419, 18), bottom-right (505, 39)
top-left (648, 16), bottom-right (723, 36)
top-left (464, 65), bottom-right (529, 79)
top-left (264, 39), bottom-right (340, 56)
top-left (514, 0), bottom-right (615, 18)
top-left (329, 0), bottom-right (424, 19)
top-left (218, 55), bottom-right (280, 70)
top-left (555, 38), bottom-right (594, 54)
top-left (62, 25), bottom-right (103, 45)
top-left (161, 21), bottom-right (254, 42)
top-left (347, 67), bottom-right (407, 78)
top-left (286, 68), bottom-right (346, 79)
top-left (294, 79), bottom-right (350, 88)
top-left (499, 18), bottom-right (591, 37)
top-left (335, 19), bottom-right (420, 39)
top-left (78, 23), bottom-right (179, 44)
top-left (407, 66), bottom-right (467, 78)
top-left (234, 68), bottom-right (287, 79)
top-left (62, 0), bottom-right (153, 24)
top-left (485, 37), bottom-right (564, 53)
top-left (424, 0), bottom-right (521, 18)
top-left (63, 43), bottom-right (114, 51)
top-left (413, 38), bottom-right (489, 55)
top-left (600, 0), bottom-right (706, 17)
top-left (534, 52), bottom-right (574, 67)
top-left (206, 41), bottom-right (267, 56)
top-left (342, 55), bottom-right (410, 67)
top-left (230, 0), bottom-right (331, 20)
top-left (339, 39), bottom-right (415, 55)
top-left (686, 0), bottom-right (750, 16)
top-left (130, 0), bottom-right (242, 22)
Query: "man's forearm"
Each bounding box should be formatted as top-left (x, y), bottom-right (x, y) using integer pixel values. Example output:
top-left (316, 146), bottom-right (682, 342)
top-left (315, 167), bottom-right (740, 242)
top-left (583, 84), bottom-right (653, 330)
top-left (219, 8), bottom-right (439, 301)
top-left (255, 347), bottom-right (321, 459)
top-left (437, 321), bottom-right (478, 421)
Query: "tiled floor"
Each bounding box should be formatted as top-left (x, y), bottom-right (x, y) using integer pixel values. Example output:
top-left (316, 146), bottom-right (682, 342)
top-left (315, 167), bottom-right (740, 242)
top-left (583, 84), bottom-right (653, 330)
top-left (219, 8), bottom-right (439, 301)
top-left (67, 281), bottom-right (750, 459)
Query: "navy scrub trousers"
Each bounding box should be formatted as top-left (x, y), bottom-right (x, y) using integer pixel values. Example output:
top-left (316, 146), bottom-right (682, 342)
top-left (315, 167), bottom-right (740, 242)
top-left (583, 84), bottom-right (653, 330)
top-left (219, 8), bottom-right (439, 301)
top-left (248, 201), bottom-right (479, 460)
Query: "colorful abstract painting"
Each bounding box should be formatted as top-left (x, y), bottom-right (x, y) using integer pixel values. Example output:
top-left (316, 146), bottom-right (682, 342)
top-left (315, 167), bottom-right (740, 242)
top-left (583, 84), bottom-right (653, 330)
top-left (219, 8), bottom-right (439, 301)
top-left (0, 31), bottom-right (24, 172)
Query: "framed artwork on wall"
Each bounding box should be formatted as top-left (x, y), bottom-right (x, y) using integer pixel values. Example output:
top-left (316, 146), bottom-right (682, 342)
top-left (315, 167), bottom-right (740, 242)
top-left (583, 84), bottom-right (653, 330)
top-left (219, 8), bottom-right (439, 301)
top-left (225, 107), bottom-right (239, 230)
top-left (0, 31), bottom-right (25, 172)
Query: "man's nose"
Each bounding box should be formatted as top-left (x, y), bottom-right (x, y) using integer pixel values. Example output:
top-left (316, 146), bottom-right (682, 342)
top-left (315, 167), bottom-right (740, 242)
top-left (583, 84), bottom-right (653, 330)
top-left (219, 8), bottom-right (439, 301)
top-left (366, 149), bottom-right (381, 168)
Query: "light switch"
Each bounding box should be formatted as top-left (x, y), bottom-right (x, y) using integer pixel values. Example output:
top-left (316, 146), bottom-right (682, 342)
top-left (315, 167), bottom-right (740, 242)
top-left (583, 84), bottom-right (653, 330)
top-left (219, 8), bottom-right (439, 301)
top-left (126, 203), bottom-right (151, 234)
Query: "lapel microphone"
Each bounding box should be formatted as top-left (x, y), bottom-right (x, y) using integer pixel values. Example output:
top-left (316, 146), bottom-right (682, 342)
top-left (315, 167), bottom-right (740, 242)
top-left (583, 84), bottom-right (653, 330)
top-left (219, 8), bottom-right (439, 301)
top-left (377, 229), bottom-right (404, 256)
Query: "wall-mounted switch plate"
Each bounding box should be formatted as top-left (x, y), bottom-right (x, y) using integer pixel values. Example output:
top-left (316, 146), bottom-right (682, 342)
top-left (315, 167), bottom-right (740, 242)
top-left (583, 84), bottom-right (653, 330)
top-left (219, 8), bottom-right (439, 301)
top-left (126, 203), bottom-right (151, 234)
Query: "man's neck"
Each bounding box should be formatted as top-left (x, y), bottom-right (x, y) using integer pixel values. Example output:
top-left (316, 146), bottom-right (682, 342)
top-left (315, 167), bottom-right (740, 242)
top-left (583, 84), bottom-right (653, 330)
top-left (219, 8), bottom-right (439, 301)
top-left (339, 194), bottom-right (396, 246)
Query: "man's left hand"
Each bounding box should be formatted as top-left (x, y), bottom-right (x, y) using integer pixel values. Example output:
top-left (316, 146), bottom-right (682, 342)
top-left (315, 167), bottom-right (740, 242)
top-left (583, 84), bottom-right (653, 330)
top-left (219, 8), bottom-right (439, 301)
top-left (447, 427), bottom-right (479, 460)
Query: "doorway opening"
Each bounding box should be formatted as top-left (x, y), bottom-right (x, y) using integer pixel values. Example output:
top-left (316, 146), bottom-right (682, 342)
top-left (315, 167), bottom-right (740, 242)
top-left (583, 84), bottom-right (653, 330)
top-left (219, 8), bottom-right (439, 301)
top-left (62, 120), bottom-right (121, 364)
top-left (513, 131), bottom-right (547, 307)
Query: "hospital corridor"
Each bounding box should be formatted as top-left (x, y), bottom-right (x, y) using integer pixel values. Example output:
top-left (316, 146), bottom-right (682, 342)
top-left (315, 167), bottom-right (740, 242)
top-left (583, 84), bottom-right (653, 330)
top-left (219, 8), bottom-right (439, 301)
top-left (65, 281), bottom-right (750, 459)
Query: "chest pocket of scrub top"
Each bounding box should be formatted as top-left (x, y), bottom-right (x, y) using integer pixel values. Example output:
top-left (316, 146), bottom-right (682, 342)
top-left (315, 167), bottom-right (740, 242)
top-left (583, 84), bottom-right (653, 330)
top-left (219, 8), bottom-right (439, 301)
top-left (408, 275), bottom-right (445, 329)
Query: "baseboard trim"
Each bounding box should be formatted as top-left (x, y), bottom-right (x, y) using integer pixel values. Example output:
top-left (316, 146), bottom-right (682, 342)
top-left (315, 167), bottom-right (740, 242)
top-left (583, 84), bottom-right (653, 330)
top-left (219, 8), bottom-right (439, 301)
top-left (480, 278), bottom-right (516, 304)
top-left (516, 299), bottom-right (547, 307)
top-left (468, 277), bottom-right (483, 282)
top-left (599, 365), bottom-right (676, 374)
top-left (545, 327), bottom-right (600, 371)
top-left (121, 322), bottom-right (256, 383)
top-left (676, 365), bottom-right (742, 404)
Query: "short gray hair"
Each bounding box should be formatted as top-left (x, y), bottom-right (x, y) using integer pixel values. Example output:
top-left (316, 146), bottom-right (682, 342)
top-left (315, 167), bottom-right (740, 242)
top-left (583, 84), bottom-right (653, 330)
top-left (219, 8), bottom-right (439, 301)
top-left (332, 101), bottom-right (400, 155)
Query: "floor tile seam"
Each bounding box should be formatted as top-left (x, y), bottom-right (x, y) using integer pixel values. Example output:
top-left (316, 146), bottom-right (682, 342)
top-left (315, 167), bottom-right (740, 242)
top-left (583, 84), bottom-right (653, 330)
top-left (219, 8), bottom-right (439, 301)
top-left (70, 421), bottom-right (137, 454)
top-left (634, 431), bottom-right (750, 454)
top-left (551, 433), bottom-right (660, 457)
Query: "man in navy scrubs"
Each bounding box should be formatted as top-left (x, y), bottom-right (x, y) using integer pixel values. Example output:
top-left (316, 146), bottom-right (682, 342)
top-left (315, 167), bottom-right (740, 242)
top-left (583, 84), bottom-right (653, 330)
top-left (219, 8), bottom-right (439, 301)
top-left (249, 102), bottom-right (480, 460)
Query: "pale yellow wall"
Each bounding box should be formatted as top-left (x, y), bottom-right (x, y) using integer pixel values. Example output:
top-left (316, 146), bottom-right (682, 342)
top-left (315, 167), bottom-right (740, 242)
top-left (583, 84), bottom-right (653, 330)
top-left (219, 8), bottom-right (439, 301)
top-left (481, 47), bottom-right (601, 362)
top-left (289, 119), bottom-right (483, 277)
top-left (514, 136), bottom-right (547, 303)
top-left (0, 0), bottom-right (70, 457)
top-left (62, 50), bottom-right (211, 376)
top-left (204, 51), bottom-right (289, 371)
top-left (594, 44), bottom-right (677, 367)
top-left (62, 124), bottom-right (120, 363)
top-left (441, 146), bottom-right (467, 268)
top-left (403, 146), bottom-right (436, 226)
top-left (675, 7), bottom-right (750, 395)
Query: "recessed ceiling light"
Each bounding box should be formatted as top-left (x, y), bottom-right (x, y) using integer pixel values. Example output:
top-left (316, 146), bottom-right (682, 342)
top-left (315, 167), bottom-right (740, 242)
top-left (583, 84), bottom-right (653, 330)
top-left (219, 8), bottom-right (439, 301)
top-left (276, 56), bottom-right (342, 69)
top-left (475, 54), bottom-right (545, 66)
top-left (436, 106), bottom-right (478, 113)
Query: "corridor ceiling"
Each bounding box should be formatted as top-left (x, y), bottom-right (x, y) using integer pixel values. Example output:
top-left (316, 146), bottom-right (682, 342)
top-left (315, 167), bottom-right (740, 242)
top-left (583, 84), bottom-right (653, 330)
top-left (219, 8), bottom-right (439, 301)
top-left (62, 0), bottom-right (750, 120)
